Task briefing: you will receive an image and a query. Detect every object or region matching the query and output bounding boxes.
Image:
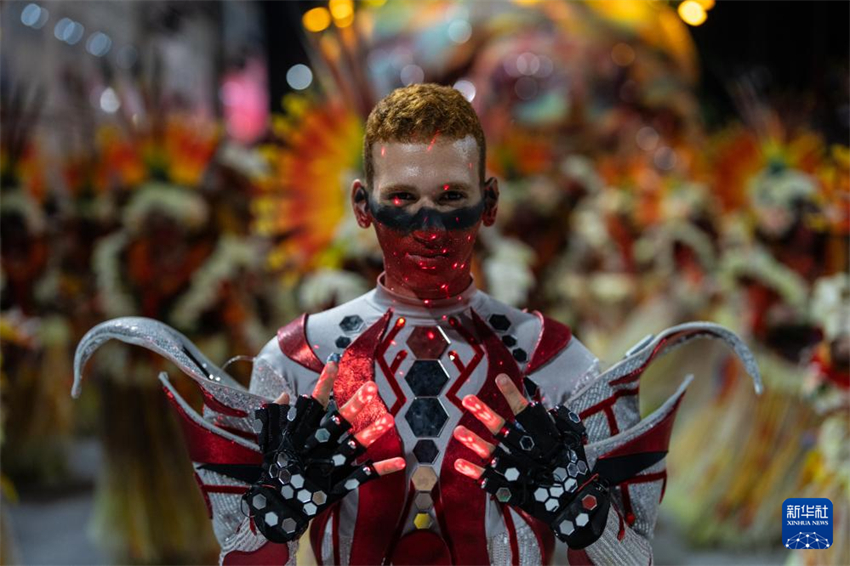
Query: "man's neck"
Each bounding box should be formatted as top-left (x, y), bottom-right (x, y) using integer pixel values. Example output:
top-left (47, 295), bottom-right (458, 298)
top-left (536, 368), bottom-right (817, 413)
top-left (382, 270), bottom-right (473, 301)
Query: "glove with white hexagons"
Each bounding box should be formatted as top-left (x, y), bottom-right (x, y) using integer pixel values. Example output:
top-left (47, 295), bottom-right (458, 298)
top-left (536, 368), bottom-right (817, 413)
top-left (241, 394), bottom-right (379, 543)
top-left (478, 403), bottom-right (610, 549)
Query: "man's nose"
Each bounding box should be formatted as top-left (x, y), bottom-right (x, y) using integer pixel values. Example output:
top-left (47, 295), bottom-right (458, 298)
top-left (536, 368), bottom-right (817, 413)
top-left (418, 208), bottom-right (446, 231)
top-left (411, 228), bottom-right (447, 245)
top-left (422, 207), bottom-right (446, 231)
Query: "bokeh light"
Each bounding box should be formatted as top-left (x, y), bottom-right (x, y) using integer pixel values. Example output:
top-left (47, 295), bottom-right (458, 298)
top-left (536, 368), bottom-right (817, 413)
top-left (330, 0), bottom-right (354, 28)
top-left (99, 87), bottom-right (120, 113)
top-left (447, 19), bottom-right (472, 44)
top-left (303, 7), bottom-right (331, 32)
top-left (611, 43), bottom-right (635, 66)
top-left (286, 64), bottom-right (313, 90)
top-left (400, 64), bottom-right (424, 85)
top-left (516, 52), bottom-right (540, 75)
top-left (20, 3), bottom-right (49, 29)
top-left (636, 126), bottom-right (660, 151)
top-left (453, 79), bottom-right (476, 101)
top-left (678, 1), bottom-right (708, 26)
top-left (86, 32), bottom-right (112, 57)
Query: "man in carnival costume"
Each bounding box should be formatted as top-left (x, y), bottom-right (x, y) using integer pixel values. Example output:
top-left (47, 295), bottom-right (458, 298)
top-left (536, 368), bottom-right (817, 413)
top-left (74, 84), bottom-right (761, 565)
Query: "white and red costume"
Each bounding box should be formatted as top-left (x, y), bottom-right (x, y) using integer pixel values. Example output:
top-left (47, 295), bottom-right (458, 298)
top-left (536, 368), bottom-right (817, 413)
top-left (73, 275), bottom-right (761, 566)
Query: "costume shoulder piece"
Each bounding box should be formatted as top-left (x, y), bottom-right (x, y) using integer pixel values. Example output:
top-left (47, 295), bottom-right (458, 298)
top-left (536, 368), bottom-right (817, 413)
top-left (73, 317), bottom-right (295, 565)
top-left (251, 291), bottom-right (386, 399)
top-left (518, 311), bottom-right (601, 407)
top-left (568, 322), bottom-right (762, 538)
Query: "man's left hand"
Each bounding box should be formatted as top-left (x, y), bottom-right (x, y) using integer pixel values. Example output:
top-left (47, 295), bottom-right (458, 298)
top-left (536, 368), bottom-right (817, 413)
top-left (452, 374), bottom-right (610, 549)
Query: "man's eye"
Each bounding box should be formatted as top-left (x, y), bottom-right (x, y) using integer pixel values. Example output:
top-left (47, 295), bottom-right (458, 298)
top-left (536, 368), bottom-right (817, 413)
top-left (440, 191), bottom-right (466, 202)
top-left (389, 192), bottom-right (415, 206)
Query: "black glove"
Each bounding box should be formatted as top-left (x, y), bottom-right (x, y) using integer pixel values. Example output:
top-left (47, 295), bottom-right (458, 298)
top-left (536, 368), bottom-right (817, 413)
top-left (478, 402), bottom-right (610, 549)
top-left (241, 394), bottom-right (379, 543)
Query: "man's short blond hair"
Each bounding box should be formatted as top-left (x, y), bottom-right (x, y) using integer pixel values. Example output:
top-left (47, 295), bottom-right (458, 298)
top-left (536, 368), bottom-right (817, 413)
top-left (363, 83), bottom-right (486, 187)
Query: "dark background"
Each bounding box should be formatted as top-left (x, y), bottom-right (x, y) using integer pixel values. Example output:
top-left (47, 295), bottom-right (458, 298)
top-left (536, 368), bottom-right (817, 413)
top-left (263, 1), bottom-right (850, 142)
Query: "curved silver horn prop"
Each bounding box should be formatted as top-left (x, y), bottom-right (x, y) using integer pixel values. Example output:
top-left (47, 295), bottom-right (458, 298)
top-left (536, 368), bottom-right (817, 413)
top-left (600, 321), bottom-right (763, 395)
top-left (73, 316), bottom-right (246, 398)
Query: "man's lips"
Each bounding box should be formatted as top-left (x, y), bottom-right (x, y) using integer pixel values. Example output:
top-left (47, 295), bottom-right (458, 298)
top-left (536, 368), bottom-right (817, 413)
top-left (406, 250), bottom-right (448, 260)
top-left (406, 237), bottom-right (451, 259)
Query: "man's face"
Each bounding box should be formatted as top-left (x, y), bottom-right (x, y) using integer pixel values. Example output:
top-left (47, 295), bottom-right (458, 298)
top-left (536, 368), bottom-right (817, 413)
top-left (354, 135), bottom-right (497, 296)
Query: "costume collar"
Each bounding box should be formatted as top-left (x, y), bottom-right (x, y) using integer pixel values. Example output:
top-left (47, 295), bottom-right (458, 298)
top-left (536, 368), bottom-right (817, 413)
top-left (370, 272), bottom-right (481, 318)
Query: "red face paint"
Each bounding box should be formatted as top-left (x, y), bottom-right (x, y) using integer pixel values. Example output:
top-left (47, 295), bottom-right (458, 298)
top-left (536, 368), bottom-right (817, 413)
top-left (374, 220), bottom-right (480, 299)
top-left (366, 189), bottom-right (485, 299)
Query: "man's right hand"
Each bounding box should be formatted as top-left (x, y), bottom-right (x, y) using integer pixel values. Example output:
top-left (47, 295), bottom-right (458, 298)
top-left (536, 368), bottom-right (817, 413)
top-left (242, 357), bottom-right (405, 543)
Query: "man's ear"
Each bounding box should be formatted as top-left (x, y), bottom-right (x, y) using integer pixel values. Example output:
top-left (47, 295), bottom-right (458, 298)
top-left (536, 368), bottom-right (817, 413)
top-left (351, 179), bottom-right (372, 228)
top-left (482, 177), bottom-right (499, 227)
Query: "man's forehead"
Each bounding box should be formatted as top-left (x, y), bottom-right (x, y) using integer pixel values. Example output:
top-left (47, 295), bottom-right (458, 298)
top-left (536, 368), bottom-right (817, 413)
top-left (373, 135), bottom-right (478, 157)
top-left (371, 135), bottom-right (480, 187)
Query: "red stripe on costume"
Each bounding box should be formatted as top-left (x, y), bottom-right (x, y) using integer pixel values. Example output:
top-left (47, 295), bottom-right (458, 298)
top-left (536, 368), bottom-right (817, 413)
top-left (525, 312), bottom-right (573, 375)
top-left (444, 316), bottom-right (484, 411)
top-left (516, 507), bottom-right (555, 564)
top-left (386, 481), bottom-right (416, 562)
top-left (163, 386), bottom-right (262, 466)
top-left (309, 501), bottom-right (338, 566)
top-left (439, 310), bottom-right (516, 566)
top-left (375, 316), bottom-right (408, 415)
top-left (440, 310), bottom-right (555, 566)
top-left (616, 505), bottom-right (626, 541)
top-left (333, 504), bottom-right (341, 566)
top-left (620, 483), bottom-right (635, 526)
top-left (333, 310), bottom-right (406, 565)
top-left (193, 471), bottom-right (213, 518)
top-left (500, 504), bottom-right (521, 566)
top-left (277, 312), bottom-right (325, 373)
top-left (578, 387), bottom-right (638, 436)
top-left (201, 389), bottom-right (248, 418)
top-left (567, 548), bottom-right (594, 565)
top-left (609, 330), bottom-right (704, 386)
top-left (618, 470), bottom-right (669, 524)
top-left (222, 541), bottom-right (289, 565)
top-left (596, 393), bottom-right (685, 460)
top-left (628, 470), bottom-right (668, 501)
top-left (201, 484), bottom-right (249, 494)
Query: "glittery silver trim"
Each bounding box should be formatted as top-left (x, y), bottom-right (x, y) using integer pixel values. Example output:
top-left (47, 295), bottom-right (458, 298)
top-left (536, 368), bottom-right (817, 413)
top-left (572, 322), bottom-right (761, 402)
top-left (74, 317), bottom-right (271, 417)
top-left (569, 358), bottom-right (602, 396)
top-left (75, 317), bottom-right (236, 392)
top-left (250, 351), bottom-right (291, 401)
top-left (197, 465), bottom-right (251, 544)
top-left (625, 461), bottom-right (665, 537)
top-left (584, 501), bottom-right (653, 566)
top-left (160, 373), bottom-right (260, 452)
top-left (585, 376), bottom-right (691, 469)
top-left (203, 404), bottom-right (257, 435)
top-left (487, 512), bottom-right (542, 566)
top-left (320, 525), bottom-right (352, 566)
top-left (159, 375), bottom-right (295, 566)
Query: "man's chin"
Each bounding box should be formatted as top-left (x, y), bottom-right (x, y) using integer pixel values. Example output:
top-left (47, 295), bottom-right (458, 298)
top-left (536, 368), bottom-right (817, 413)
top-left (394, 254), bottom-right (470, 282)
top-left (405, 253), bottom-right (450, 272)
